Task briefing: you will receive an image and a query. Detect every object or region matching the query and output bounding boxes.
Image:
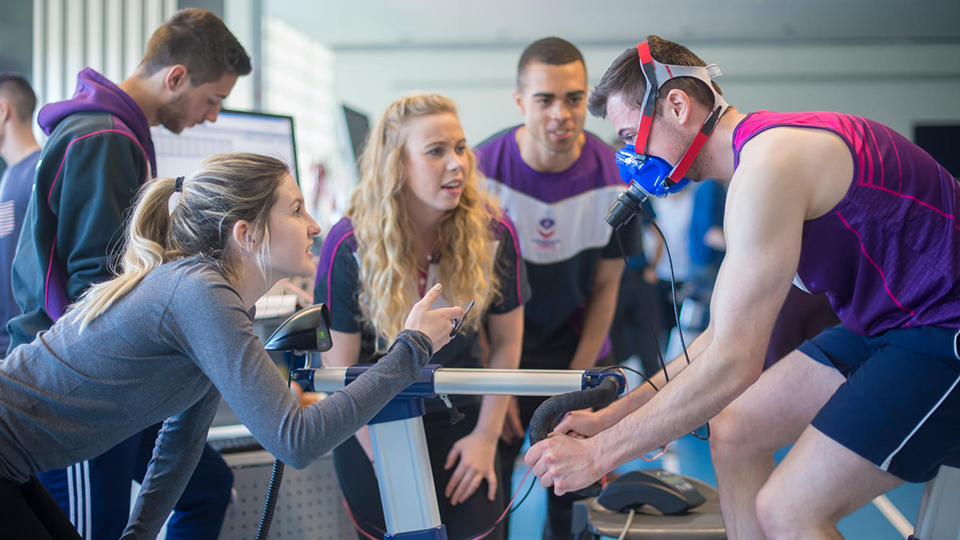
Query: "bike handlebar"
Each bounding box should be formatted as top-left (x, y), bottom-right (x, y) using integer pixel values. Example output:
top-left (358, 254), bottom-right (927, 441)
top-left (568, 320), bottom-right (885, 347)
top-left (527, 376), bottom-right (622, 497)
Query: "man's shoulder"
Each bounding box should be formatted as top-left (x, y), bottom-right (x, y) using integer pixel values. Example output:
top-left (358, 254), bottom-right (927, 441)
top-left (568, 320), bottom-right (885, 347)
top-left (38, 112), bottom-right (148, 190)
top-left (45, 111), bottom-right (117, 143)
top-left (475, 126), bottom-right (517, 153)
top-left (317, 217), bottom-right (358, 284)
top-left (47, 111), bottom-right (147, 155)
top-left (324, 218), bottom-right (357, 252)
top-left (474, 126), bottom-right (519, 175)
top-left (3, 150), bottom-right (41, 181)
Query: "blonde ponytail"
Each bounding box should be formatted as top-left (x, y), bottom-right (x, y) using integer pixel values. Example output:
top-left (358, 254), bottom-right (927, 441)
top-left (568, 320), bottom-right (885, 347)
top-left (74, 176), bottom-right (177, 329)
top-left (72, 152), bottom-right (290, 330)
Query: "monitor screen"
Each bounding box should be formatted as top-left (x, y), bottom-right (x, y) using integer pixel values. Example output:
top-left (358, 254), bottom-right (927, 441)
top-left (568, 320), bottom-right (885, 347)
top-left (340, 104), bottom-right (370, 166)
top-left (151, 110), bottom-right (299, 182)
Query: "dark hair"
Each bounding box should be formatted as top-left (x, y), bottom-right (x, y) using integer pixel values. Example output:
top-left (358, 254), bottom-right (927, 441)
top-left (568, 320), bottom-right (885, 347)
top-left (517, 37), bottom-right (586, 88)
top-left (0, 73), bottom-right (38, 123)
top-left (139, 8), bottom-right (252, 86)
top-left (588, 35), bottom-right (722, 119)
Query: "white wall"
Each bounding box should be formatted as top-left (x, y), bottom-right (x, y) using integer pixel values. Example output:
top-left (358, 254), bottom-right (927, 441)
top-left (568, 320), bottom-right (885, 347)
top-left (32, 0), bottom-right (179, 109)
top-left (260, 16), bottom-right (350, 230)
top-left (333, 42), bottom-right (960, 145)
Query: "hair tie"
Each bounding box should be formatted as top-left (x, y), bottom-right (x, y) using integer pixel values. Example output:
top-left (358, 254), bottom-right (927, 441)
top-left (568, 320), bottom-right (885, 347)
top-left (167, 176), bottom-right (185, 216)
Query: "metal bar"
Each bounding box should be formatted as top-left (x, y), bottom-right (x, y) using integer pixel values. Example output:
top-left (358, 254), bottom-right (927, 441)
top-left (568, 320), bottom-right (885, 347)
top-left (309, 367), bottom-right (584, 396)
top-left (434, 368), bottom-right (583, 396)
top-left (369, 418), bottom-right (443, 534)
top-left (913, 465), bottom-right (960, 539)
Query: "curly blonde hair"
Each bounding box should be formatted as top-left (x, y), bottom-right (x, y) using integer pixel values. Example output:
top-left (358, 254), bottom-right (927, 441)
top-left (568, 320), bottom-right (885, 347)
top-left (348, 92), bottom-right (502, 349)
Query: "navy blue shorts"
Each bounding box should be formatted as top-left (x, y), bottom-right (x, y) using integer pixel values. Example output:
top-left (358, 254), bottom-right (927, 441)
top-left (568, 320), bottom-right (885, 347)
top-left (799, 325), bottom-right (960, 483)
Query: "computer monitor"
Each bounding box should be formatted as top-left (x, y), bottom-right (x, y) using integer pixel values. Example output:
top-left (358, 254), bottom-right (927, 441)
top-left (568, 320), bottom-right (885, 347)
top-left (340, 104), bottom-right (369, 165)
top-left (151, 109), bottom-right (299, 182)
top-left (334, 104), bottom-right (370, 188)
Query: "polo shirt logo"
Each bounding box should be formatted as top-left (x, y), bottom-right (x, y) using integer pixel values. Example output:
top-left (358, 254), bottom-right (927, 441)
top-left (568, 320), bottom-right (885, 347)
top-left (538, 218), bottom-right (556, 239)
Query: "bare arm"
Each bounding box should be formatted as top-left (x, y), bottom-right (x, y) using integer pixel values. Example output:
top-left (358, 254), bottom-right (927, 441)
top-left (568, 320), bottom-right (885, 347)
top-left (472, 307), bottom-right (524, 439)
top-left (321, 331), bottom-right (362, 369)
top-left (528, 144), bottom-right (812, 494)
top-left (555, 320), bottom-right (712, 438)
top-left (569, 258), bottom-right (625, 370)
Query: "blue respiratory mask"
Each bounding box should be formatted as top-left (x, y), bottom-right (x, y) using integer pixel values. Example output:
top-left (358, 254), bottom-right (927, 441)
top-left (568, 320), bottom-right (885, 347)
top-left (615, 144), bottom-right (693, 198)
top-left (605, 41), bottom-right (728, 230)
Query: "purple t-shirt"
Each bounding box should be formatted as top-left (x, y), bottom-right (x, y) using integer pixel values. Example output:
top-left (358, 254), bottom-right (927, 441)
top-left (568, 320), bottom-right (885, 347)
top-left (733, 111), bottom-right (960, 335)
top-left (314, 215), bottom-right (530, 414)
top-left (474, 127), bottom-right (642, 345)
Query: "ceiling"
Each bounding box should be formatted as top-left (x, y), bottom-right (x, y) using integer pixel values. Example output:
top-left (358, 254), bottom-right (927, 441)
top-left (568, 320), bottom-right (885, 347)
top-left (266, 0), bottom-right (960, 51)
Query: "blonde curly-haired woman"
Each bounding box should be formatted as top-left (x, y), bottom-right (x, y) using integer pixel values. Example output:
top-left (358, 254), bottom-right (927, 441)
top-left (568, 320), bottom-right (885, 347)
top-left (315, 93), bottom-right (529, 540)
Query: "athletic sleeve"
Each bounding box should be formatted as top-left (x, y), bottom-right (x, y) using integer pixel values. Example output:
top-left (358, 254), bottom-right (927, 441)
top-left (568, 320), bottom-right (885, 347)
top-left (488, 216), bottom-right (531, 315)
top-left (121, 387), bottom-right (220, 540)
top-left (51, 132), bottom-right (148, 302)
top-left (163, 267), bottom-right (432, 470)
top-left (314, 225), bottom-right (363, 333)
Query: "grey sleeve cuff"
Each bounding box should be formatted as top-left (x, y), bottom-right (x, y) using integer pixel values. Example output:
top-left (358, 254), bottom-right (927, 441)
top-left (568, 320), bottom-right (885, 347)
top-left (393, 329), bottom-right (434, 367)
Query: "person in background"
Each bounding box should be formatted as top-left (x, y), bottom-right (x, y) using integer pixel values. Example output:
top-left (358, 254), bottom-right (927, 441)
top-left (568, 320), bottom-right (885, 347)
top-left (688, 177), bottom-right (726, 293)
top-left (646, 182), bottom-right (697, 357)
top-left (315, 92), bottom-right (528, 540)
top-left (7, 9), bottom-right (251, 539)
top-left (0, 73), bottom-right (41, 358)
top-left (474, 37), bottom-right (642, 539)
top-left (609, 197), bottom-right (664, 379)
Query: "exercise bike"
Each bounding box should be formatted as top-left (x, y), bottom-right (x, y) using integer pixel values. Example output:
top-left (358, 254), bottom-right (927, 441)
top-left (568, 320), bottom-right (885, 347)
top-left (263, 306), bottom-right (959, 540)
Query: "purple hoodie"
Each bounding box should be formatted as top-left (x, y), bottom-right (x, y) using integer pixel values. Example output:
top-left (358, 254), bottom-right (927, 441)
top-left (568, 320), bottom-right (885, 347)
top-left (7, 68), bottom-right (159, 351)
top-left (38, 68), bottom-right (156, 175)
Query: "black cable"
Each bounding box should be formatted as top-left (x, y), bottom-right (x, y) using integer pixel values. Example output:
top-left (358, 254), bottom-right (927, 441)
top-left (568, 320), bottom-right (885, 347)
top-left (601, 364), bottom-right (658, 393)
top-left (461, 466), bottom-right (538, 540)
top-left (508, 474), bottom-right (537, 516)
top-left (256, 354), bottom-right (300, 539)
top-left (255, 460), bottom-right (284, 540)
top-left (614, 217), bottom-right (710, 441)
top-left (642, 214), bottom-right (692, 368)
top-left (614, 232), bottom-right (669, 382)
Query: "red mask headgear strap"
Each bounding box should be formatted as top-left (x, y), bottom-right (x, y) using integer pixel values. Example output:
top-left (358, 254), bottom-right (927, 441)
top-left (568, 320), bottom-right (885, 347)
top-left (634, 41), bottom-right (729, 184)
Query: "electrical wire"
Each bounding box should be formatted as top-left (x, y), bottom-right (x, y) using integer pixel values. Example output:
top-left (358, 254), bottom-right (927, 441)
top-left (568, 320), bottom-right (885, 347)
top-left (342, 458), bottom-right (539, 540)
top-left (342, 496), bottom-right (385, 540)
top-left (614, 216), bottom-right (710, 441)
top-left (601, 364), bottom-right (657, 393)
top-left (616, 508), bottom-right (636, 540)
top-left (615, 232), bottom-right (669, 382)
top-left (601, 366), bottom-right (668, 461)
top-left (463, 465), bottom-right (536, 540)
top-left (643, 214), bottom-right (692, 368)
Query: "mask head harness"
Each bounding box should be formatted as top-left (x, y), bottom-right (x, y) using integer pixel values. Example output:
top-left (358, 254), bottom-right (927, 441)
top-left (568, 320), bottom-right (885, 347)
top-left (606, 41), bottom-right (728, 228)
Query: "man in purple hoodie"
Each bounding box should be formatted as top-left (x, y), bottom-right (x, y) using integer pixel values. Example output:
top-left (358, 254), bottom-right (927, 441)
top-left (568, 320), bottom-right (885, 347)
top-left (7, 9), bottom-right (250, 539)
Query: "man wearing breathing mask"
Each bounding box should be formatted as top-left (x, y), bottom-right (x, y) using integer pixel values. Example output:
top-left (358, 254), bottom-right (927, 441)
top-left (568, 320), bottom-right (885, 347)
top-left (526, 34), bottom-right (960, 540)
